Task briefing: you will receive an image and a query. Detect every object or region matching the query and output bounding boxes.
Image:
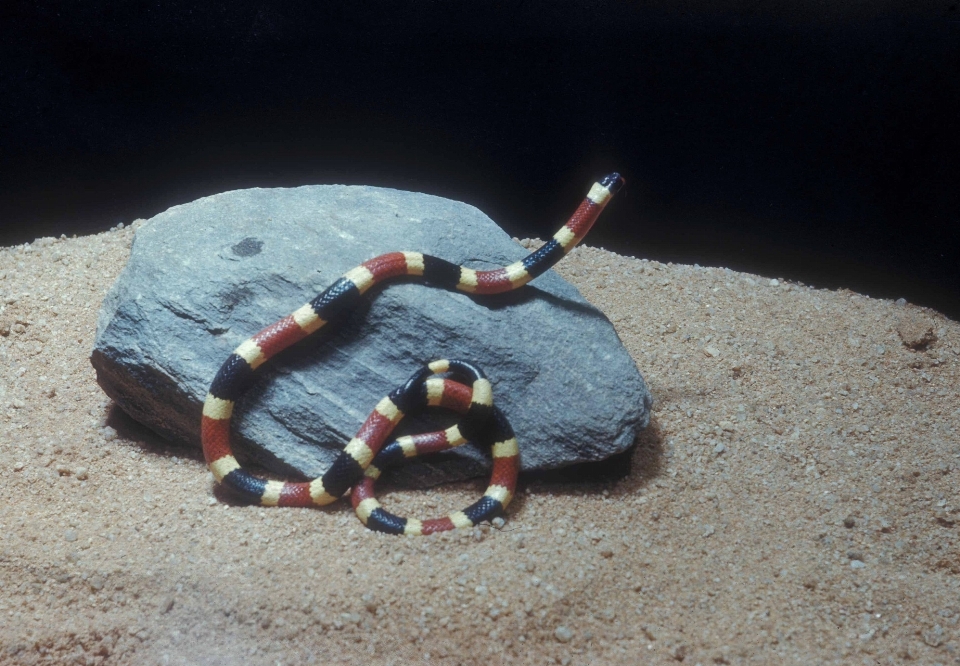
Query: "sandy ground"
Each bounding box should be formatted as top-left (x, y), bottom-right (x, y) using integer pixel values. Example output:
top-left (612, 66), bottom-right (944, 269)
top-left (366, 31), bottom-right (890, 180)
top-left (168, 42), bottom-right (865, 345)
top-left (0, 222), bottom-right (958, 666)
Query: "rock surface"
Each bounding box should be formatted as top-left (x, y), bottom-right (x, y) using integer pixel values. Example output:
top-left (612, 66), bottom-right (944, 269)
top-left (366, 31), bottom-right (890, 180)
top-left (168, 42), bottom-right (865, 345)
top-left (91, 185), bottom-right (650, 484)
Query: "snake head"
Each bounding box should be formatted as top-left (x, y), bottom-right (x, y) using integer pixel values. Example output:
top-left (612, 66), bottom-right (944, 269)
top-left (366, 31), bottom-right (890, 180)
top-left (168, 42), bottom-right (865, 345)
top-left (600, 172), bottom-right (625, 194)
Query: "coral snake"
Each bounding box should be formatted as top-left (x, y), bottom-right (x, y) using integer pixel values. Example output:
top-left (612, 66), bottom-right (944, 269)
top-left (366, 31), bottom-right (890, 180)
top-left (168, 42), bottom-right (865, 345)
top-left (201, 172), bottom-right (624, 535)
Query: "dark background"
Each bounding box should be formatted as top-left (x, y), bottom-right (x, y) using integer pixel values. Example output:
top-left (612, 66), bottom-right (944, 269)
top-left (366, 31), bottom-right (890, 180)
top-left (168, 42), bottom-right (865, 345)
top-left (2, 2), bottom-right (959, 318)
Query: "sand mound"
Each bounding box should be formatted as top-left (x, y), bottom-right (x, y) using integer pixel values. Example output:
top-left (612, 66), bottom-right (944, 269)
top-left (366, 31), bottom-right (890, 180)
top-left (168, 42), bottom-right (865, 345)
top-left (0, 224), bottom-right (957, 665)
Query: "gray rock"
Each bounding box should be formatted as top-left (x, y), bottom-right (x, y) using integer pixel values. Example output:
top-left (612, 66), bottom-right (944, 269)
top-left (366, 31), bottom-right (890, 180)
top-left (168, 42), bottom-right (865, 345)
top-left (92, 185), bottom-right (651, 485)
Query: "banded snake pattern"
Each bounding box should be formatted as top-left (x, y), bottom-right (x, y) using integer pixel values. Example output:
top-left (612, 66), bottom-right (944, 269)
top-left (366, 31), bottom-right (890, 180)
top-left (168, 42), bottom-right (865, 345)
top-left (201, 172), bottom-right (624, 534)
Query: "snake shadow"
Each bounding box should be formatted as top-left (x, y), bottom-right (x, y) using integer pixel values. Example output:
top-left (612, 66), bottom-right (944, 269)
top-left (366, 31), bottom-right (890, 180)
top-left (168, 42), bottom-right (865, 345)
top-left (344, 269), bottom-right (607, 317)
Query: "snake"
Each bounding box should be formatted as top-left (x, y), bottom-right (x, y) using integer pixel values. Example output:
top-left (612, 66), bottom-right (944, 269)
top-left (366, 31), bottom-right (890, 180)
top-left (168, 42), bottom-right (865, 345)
top-left (201, 172), bottom-right (624, 534)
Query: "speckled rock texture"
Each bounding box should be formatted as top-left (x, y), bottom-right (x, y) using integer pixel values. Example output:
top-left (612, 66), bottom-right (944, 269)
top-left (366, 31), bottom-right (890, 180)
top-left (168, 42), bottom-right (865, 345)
top-left (90, 185), bottom-right (650, 484)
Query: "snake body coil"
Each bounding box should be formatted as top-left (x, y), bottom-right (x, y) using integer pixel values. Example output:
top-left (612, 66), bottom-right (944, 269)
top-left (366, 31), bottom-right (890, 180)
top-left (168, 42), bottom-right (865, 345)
top-left (202, 173), bottom-right (624, 534)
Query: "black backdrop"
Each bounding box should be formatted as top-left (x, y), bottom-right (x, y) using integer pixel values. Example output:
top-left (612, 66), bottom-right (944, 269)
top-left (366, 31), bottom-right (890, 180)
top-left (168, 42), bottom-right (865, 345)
top-left (2, 2), bottom-right (959, 318)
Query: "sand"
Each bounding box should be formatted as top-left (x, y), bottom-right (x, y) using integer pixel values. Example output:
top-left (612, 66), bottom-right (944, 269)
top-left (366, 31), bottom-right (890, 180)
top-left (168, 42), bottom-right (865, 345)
top-left (0, 222), bottom-right (958, 666)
